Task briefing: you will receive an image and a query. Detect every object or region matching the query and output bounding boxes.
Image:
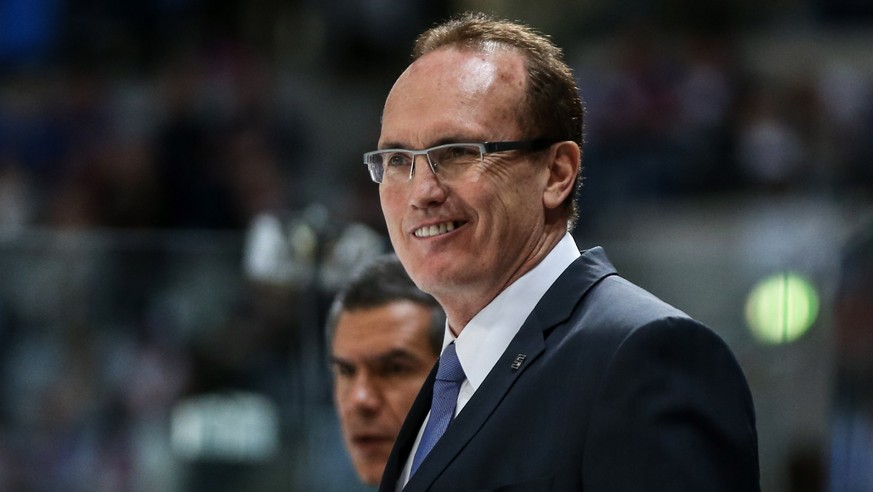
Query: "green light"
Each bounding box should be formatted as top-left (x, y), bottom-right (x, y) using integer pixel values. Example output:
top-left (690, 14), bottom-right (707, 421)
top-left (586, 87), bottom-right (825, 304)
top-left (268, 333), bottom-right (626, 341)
top-left (745, 271), bottom-right (819, 344)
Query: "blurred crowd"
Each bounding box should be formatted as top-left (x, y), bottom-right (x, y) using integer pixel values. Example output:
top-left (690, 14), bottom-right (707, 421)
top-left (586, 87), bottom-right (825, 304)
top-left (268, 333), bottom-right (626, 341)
top-left (576, 22), bottom-right (873, 226)
top-left (1, 0), bottom-right (872, 490)
top-left (1, 0), bottom-right (871, 234)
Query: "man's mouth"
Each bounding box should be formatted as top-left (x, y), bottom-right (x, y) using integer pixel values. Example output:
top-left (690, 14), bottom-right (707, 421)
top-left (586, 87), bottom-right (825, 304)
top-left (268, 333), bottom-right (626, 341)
top-left (352, 434), bottom-right (393, 452)
top-left (414, 221), bottom-right (460, 238)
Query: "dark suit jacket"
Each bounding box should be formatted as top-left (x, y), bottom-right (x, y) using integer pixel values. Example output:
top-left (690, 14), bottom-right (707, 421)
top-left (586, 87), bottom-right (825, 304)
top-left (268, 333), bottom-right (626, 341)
top-left (379, 247), bottom-right (760, 491)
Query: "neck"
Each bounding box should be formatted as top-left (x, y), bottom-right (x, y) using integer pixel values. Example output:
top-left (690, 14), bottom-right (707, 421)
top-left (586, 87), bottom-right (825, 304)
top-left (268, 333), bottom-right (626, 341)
top-left (438, 229), bottom-right (565, 333)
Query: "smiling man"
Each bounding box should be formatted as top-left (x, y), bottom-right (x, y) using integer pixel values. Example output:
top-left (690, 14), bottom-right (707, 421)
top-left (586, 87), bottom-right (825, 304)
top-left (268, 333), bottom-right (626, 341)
top-left (364, 12), bottom-right (760, 492)
top-left (327, 254), bottom-right (444, 486)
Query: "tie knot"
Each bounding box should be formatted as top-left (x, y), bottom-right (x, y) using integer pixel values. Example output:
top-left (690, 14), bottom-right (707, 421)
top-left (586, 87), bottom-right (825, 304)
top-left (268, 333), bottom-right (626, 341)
top-left (436, 343), bottom-right (465, 383)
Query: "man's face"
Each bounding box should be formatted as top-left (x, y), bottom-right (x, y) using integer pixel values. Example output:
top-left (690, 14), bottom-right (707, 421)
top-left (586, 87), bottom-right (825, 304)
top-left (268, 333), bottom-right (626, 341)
top-left (377, 47), bottom-right (552, 318)
top-left (331, 301), bottom-right (438, 485)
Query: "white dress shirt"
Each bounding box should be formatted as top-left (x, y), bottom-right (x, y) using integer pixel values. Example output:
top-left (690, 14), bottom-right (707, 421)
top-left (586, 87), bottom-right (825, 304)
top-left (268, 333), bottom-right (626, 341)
top-left (397, 233), bottom-right (581, 489)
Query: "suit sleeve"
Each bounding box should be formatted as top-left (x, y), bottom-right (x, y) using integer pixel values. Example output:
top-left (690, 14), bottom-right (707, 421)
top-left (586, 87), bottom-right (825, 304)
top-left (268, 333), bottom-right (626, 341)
top-left (582, 317), bottom-right (760, 491)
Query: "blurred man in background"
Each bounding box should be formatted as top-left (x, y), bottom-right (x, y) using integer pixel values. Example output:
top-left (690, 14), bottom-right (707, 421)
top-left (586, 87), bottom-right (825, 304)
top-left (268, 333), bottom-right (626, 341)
top-left (327, 254), bottom-right (444, 485)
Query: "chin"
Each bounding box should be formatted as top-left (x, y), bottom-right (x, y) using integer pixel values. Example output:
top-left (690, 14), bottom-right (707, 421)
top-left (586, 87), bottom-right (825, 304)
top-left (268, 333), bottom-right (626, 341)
top-left (406, 264), bottom-right (445, 290)
top-left (399, 250), bottom-right (466, 290)
top-left (360, 469), bottom-right (383, 486)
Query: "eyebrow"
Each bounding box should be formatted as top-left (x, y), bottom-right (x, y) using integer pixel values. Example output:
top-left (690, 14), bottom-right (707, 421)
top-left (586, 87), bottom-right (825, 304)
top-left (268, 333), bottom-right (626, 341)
top-left (330, 348), bottom-right (426, 367)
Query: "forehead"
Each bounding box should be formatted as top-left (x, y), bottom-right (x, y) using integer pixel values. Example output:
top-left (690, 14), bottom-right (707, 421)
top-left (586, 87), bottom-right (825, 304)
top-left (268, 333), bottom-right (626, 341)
top-left (380, 47), bottom-right (528, 146)
top-left (332, 301), bottom-right (436, 355)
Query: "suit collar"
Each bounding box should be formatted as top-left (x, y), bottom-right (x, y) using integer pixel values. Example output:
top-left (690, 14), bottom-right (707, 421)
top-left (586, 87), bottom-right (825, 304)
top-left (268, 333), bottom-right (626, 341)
top-left (453, 233), bottom-right (582, 391)
top-left (526, 246), bottom-right (617, 332)
top-left (381, 247), bottom-right (617, 491)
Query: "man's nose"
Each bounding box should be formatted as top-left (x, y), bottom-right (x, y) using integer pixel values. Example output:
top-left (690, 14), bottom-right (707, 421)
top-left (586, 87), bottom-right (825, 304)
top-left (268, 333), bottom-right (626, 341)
top-left (410, 153), bottom-right (438, 179)
top-left (350, 373), bottom-right (381, 410)
top-left (409, 154), bottom-right (447, 208)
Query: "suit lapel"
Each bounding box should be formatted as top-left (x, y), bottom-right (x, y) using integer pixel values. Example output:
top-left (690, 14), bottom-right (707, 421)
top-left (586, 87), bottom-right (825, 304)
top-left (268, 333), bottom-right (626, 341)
top-left (379, 363), bottom-right (438, 492)
top-left (400, 248), bottom-right (618, 491)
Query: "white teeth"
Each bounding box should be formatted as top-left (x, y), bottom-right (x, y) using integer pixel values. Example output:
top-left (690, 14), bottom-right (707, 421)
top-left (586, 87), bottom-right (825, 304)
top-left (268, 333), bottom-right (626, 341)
top-left (415, 221), bottom-right (457, 238)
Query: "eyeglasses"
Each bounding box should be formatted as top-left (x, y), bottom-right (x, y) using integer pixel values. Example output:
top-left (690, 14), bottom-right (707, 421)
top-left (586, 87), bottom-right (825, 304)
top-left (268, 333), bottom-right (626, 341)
top-left (363, 140), bottom-right (555, 184)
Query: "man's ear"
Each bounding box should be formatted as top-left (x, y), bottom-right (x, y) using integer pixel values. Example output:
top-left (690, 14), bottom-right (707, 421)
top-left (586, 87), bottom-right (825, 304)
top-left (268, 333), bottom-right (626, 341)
top-left (543, 141), bottom-right (580, 210)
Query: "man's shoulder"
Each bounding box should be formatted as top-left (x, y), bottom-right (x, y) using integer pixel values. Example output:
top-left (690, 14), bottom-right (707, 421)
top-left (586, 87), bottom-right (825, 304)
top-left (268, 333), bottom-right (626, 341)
top-left (587, 273), bottom-right (689, 321)
top-left (563, 247), bottom-right (690, 326)
top-left (544, 245), bottom-right (710, 343)
top-left (562, 266), bottom-right (707, 344)
top-left (549, 270), bottom-right (733, 377)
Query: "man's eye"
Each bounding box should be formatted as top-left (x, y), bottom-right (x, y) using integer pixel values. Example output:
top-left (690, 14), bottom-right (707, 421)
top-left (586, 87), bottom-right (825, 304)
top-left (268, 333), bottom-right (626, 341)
top-left (386, 153), bottom-right (412, 167)
top-left (448, 146), bottom-right (479, 159)
top-left (382, 362), bottom-right (414, 377)
top-left (435, 145), bottom-right (480, 165)
top-left (333, 363), bottom-right (355, 377)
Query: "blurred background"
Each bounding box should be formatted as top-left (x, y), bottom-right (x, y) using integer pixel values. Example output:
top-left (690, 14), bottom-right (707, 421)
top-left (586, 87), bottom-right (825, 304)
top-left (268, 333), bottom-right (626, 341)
top-left (1, 0), bottom-right (872, 490)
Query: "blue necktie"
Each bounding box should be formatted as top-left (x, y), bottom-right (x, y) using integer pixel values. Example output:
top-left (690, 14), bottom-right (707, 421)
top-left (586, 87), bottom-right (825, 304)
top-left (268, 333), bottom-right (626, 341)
top-left (410, 342), bottom-right (466, 475)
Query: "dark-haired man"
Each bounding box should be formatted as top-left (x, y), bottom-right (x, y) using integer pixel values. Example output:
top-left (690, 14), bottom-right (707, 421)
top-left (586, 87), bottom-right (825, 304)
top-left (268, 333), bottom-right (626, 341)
top-left (327, 254), bottom-right (444, 485)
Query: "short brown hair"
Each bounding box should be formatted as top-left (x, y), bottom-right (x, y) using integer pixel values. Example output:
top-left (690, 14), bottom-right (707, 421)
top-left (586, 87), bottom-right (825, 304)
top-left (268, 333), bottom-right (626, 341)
top-left (326, 254), bottom-right (444, 357)
top-left (412, 12), bottom-right (585, 229)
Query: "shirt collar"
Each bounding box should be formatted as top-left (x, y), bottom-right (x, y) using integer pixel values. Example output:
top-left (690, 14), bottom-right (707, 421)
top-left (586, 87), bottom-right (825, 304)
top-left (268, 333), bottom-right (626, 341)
top-left (442, 232), bottom-right (581, 390)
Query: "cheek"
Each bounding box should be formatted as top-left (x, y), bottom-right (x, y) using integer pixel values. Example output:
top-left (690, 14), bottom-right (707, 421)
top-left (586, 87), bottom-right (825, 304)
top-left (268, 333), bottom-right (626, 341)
top-left (500, 170), bottom-right (543, 212)
top-left (333, 384), bottom-right (352, 414)
top-left (334, 375), bottom-right (371, 403)
top-left (469, 163), bottom-right (530, 209)
top-left (469, 181), bottom-right (518, 222)
top-left (387, 380), bottom-right (425, 416)
top-left (379, 187), bottom-right (402, 215)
